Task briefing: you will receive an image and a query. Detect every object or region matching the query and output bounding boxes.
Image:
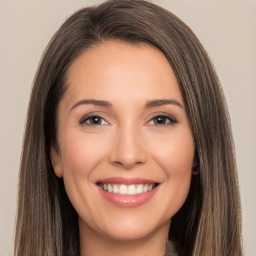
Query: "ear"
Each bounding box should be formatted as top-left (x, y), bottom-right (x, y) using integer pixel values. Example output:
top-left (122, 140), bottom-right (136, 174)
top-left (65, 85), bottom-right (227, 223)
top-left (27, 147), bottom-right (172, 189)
top-left (192, 169), bottom-right (200, 176)
top-left (192, 151), bottom-right (200, 175)
top-left (50, 145), bottom-right (63, 178)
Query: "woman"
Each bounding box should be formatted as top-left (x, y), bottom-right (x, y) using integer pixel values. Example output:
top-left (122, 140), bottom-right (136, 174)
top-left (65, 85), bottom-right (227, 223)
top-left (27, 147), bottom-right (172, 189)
top-left (14, 0), bottom-right (243, 255)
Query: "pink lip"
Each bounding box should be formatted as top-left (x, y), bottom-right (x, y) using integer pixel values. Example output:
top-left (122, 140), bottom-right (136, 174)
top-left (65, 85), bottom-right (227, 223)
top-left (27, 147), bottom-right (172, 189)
top-left (98, 187), bottom-right (159, 208)
top-left (97, 176), bottom-right (157, 185)
top-left (96, 177), bottom-right (160, 208)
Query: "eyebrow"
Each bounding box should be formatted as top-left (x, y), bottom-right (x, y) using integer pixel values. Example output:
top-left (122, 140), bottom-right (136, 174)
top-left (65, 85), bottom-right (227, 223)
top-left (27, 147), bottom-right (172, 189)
top-left (145, 99), bottom-right (184, 109)
top-left (70, 98), bottom-right (184, 112)
top-left (70, 99), bottom-right (112, 112)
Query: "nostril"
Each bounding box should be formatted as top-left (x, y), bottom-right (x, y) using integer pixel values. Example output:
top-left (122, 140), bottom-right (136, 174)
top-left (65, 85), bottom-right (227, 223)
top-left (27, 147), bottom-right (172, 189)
top-left (112, 160), bottom-right (145, 170)
top-left (108, 136), bottom-right (147, 168)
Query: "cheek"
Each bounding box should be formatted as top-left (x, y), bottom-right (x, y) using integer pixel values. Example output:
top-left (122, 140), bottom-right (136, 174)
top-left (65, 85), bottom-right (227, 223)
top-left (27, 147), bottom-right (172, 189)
top-left (153, 128), bottom-right (194, 175)
top-left (58, 131), bottom-right (109, 205)
top-left (150, 128), bottom-right (194, 213)
top-left (60, 129), bottom-right (109, 174)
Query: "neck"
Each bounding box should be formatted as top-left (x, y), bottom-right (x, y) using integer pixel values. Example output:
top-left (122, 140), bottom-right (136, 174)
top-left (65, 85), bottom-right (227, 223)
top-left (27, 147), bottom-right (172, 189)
top-left (79, 219), bottom-right (170, 256)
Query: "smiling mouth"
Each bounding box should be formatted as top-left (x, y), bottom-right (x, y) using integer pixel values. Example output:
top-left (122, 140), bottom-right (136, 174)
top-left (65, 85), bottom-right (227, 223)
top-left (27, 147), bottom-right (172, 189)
top-left (96, 182), bottom-right (159, 195)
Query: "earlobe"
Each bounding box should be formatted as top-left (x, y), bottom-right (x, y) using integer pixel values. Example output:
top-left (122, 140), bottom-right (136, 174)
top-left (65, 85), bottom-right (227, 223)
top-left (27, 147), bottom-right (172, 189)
top-left (50, 145), bottom-right (63, 178)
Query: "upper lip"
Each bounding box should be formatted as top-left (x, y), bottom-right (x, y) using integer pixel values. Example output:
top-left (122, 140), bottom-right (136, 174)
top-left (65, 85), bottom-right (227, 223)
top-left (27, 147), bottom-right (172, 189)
top-left (96, 176), bottom-right (159, 185)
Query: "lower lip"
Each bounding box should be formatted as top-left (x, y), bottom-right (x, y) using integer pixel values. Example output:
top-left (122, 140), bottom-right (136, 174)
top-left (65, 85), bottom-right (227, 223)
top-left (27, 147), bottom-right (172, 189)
top-left (97, 185), bottom-right (159, 208)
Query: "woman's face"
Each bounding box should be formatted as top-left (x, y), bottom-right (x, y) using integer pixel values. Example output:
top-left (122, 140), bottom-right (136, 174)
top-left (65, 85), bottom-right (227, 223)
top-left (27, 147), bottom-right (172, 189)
top-left (51, 40), bottom-right (194, 242)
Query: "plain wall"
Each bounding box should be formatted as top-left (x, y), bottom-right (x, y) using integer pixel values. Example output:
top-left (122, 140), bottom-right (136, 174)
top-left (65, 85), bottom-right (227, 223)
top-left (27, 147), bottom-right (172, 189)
top-left (0, 0), bottom-right (255, 255)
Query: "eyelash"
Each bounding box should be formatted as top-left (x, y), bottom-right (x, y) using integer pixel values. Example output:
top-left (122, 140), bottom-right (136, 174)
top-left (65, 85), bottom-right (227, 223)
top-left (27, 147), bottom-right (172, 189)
top-left (148, 114), bottom-right (178, 126)
top-left (79, 113), bottom-right (178, 126)
top-left (79, 114), bottom-right (108, 126)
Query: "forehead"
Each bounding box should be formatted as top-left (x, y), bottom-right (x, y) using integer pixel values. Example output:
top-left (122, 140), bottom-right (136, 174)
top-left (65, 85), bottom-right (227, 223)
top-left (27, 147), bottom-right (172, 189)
top-left (64, 40), bottom-right (183, 105)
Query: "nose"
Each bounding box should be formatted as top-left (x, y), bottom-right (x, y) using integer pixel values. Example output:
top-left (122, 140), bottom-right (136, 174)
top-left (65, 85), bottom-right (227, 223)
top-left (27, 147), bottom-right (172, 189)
top-left (109, 126), bottom-right (147, 169)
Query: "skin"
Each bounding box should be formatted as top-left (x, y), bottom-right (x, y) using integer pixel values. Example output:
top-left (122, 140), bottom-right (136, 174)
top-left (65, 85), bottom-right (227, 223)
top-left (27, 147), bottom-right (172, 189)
top-left (51, 40), bottom-right (195, 256)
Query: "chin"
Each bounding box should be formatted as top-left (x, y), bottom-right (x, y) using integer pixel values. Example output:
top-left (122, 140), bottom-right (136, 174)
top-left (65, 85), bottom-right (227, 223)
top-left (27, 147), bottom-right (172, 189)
top-left (81, 209), bottom-right (171, 242)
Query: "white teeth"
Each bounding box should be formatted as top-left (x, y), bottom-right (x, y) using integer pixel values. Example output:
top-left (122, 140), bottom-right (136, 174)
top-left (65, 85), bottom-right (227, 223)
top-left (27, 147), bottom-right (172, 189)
top-left (143, 184), bottom-right (148, 192)
top-left (107, 184), bottom-right (112, 193)
top-left (113, 184), bottom-right (119, 194)
top-left (119, 185), bottom-right (127, 194)
top-left (136, 184), bottom-right (144, 194)
top-left (99, 183), bottom-right (157, 195)
top-left (127, 185), bottom-right (137, 195)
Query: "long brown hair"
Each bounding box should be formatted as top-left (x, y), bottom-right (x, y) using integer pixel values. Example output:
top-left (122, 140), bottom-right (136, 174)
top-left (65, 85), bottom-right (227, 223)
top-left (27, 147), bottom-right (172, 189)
top-left (14, 1), bottom-right (242, 255)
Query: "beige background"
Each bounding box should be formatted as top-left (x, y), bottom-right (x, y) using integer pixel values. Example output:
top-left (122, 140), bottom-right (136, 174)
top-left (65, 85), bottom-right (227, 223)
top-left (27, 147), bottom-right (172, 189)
top-left (0, 0), bottom-right (255, 255)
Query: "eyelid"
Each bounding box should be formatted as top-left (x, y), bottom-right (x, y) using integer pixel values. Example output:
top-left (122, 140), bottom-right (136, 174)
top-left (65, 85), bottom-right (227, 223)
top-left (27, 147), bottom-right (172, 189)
top-left (78, 111), bottom-right (177, 126)
top-left (146, 112), bottom-right (178, 125)
top-left (79, 112), bottom-right (109, 125)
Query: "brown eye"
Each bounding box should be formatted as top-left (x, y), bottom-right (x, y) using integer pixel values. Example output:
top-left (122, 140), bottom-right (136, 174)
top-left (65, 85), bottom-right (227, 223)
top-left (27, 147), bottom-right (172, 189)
top-left (154, 116), bottom-right (168, 124)
top-left (149, 115), bottom-right (177, 125)
top-left (80, 115), bottom-right (108, 126)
